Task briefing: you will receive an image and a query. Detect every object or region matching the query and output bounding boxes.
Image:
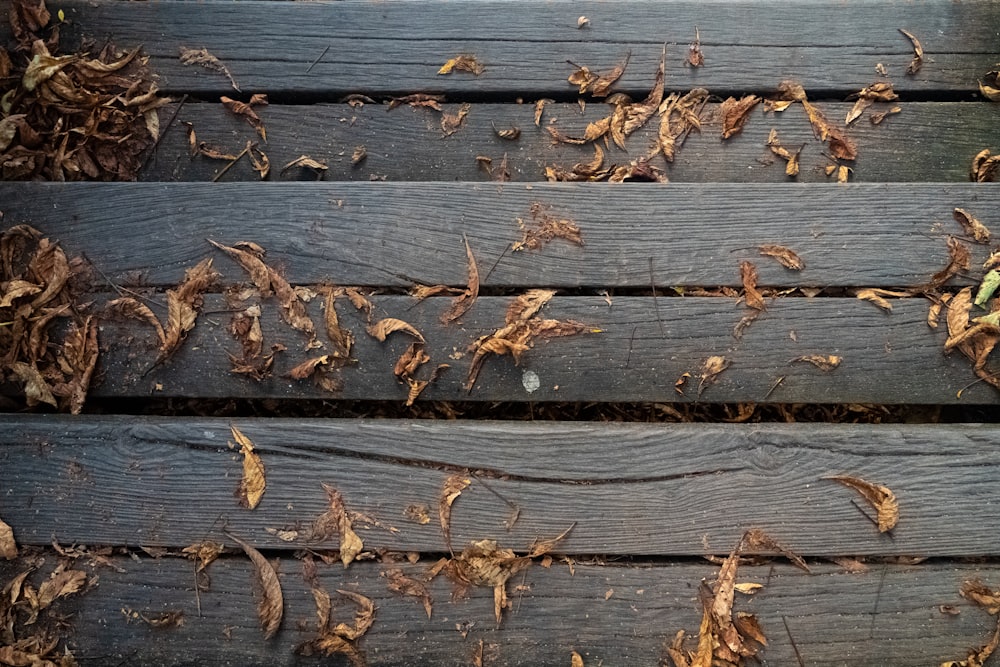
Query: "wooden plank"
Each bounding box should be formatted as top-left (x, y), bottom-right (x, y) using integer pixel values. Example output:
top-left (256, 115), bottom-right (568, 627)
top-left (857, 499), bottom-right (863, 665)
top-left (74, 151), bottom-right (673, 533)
top-left (50, 0), bottom-right (999, 97)
top-left (142, 101), bottom-right (994, 184)
top-left (1, 555), bottom-right (996, 666)
top-left (4, 182), bottom-right (997, 289)
top-left (86, 294), bottom-right (1000, 405)
top-left (4, 416), bottom-right (1000, 555)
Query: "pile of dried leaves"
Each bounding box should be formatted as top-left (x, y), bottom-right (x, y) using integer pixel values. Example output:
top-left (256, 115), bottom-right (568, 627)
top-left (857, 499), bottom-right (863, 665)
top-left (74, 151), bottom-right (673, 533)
top-left (2, 0), bottom-right (167, 180)
top-left (0, 225), bottom-right (97, 413)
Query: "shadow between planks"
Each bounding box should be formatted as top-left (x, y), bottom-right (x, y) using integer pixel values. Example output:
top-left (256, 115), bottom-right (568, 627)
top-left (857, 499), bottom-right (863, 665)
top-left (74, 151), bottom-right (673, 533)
top-left (1, 555), bottom-right (998, 666)
top-left (141, 102), bottom-right (995, 184)
top-left (4, 415), bottom-right (1000, 556)
top-left (48, 0), bottom-right (1000, 98)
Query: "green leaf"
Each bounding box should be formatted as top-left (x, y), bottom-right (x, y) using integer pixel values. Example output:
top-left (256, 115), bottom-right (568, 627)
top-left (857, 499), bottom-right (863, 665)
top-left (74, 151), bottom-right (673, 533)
top-left (974, 269), bottom-right (1000, 308)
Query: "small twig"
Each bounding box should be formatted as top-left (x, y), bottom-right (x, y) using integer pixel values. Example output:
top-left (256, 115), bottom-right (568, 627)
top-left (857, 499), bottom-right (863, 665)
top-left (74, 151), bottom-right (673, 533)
top-left (782, 616), bottom-right (806, 667)
top-left (141, 94), bottom-right (188, 173)
top-left (470, 473), bottom-right (518, 510)
top-left (212, 143), bottom-right (250, 182)
top-left (625, 325), bottom-right (638, 369)
top-left (870, 561), bottom-right (889, 638)
top-left (482, 244), bottom-right (511, 283)
top-left (84, 253), bottom-right (166, 309)
top-left (193, 561), bottom-right (202, 617)
top-left (649, 257), bottom-right (665, 337)
top-left (306, 45), bottom-right (331, 74)
top-left (763, 376), bottom-right (785, 400)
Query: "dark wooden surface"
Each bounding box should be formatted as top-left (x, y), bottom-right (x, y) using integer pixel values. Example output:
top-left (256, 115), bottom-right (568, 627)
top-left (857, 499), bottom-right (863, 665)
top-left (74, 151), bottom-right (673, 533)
top-left (4, 416), bottom-right (1000, 556)
top-left (4, 182), bottom-right (996, 289)
top-left (53, 0), bottom-right (1000, 98)
top-left (1, 555), bottom-right (996, 667)
top-left (88, 294), bottom-right (1000, 404)
top-left (142, 102), bottom-right (995, 184)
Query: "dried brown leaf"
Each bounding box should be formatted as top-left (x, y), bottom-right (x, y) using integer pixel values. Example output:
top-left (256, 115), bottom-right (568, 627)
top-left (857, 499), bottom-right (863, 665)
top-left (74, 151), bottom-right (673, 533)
top-left (698, 355), bottom-right (730, 397)
top-left (313, 484), bottom-right (364, 568)
top-left (720, 95), bottom-right (760, 139)
top-left (404, 504), bottom-right (431, 525)
top-left (439, 55), bottom-right (485, 76)
top-left (972, 149), bottom-right (1000, 183)
top-left (107, 297), bottom-right (166, 346)
top-left (740, 261), bottom-right (765, 311)
top-left (980, 71), bottom-right (1000, 102)
top-left (622, 47), bottom-right (665, 136)
top-left (441, 237), bottom-right (480, 324)
top-left (534, 99), bottom-right (554, 126)
top-left (854, 287), bottom-right (911, 312)
top-left (758, 244), bottom-right (804, 270)
top-left (182, 540), bottom-right (225, 572)
top-left (351, 145), bottom-right (367, 165)
top-left (221, 95), bottom-right (266, 140)
top-left (388, 93), bottom-right (445, 111)
top-left (319, 288), bottom-right (353, 359)
top-left (930, 236), bottom-right (972, 288)
top-left (441, 103), bottom-right (471, 137)
top-left (506, 289), bottom-right (556, 324)
top-left (791, 354), bottom-right (842, 371)
top-left (248, 143), bottom-right (270, 179)
top-left (232, 425), bottom-right (266, 510)
top-left (439, 475), bottom-right (471, 552)
top-left (686, 28), bottom-right (704, 67)
top-left (961, 579), bottom-right (1000, 615)
top-left (383, 568), bottom-right (433, 618)
top-left (287, 355), bottom-right (329, 380)
top-left (157, 258), bottom-right (219, 366)
top-left (281, 155), bottom-right (328, 174)
top-left (870, 106), bottom-right (902, 125)
top-left (179, 46), bottom-right (240, 91)
top-left (941, 616), bottom-right (1000, 667)
top-left (568, 52), bottom-right (630, 97)
top-left (527, 523), bottom-right (574, 558)
top-left (8, 361), bottom-right (57, 407)
top-left (37, 568), bottom-right (87, 609)
top-left (493, 124), bottom-right (520, 141)
top-left (0, 517), bottom-right (16, 560)
top-left (228, 532), bottom-right (283, 639)
top-left (954, 208), bottom-right (991, 244)
top-left (826, 475), bottom-right (899, 532)
top-left (571, 650), bottom-right (585, 667)
top-left (899, 29), bottom-right (924, 75)
top-left (367, 318), bottom-right (425, 343)
top-left (742, 528), bottom-right (809, 572)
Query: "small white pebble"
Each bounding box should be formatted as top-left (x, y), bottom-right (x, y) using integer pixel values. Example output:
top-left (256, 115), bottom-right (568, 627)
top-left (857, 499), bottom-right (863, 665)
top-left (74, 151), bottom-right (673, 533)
top-left (522, 370), bottom-right (540, 393)
top-left (577, 16), bottom-right (590, 28)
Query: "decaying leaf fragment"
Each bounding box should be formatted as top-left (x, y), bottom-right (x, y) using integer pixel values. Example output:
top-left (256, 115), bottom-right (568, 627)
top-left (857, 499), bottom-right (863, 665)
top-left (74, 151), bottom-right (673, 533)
top-left (972, 149), bottom-right (1000, 183)
top-left (182, 540), bottom-right (225, 573)
top-left (439, 475), bottom-right (471, 553)
top-left (107, 297), bottom-right (166, 346)
top-left (232, 425), bottom-right (266, 510)
top-left (221, 94), bottom-right (268, 140)
top-left (439, 55), bottom-right (485, 76)
top-left (298, 586), bottom-right (374, 663)
top-left (179, 46), bottom-right (240, 91)
top-left (855, 288), bottom-right (912, 312)
top-left (621, 46), bottom-right (665, 137)
top-left (281, 155), bottom-right (329, 175)
top-left (309, 484), bottom-right (365, 567)
top-left (513, 202), bottom-right (584, 251)
top-left (758, 244), bottom-right (804, 270)
top-left (383, 568), bottom-right (433, 618)
top-left (0, 517), bottom-right (16, 560)
top-left (825, 475), bottom-right (899, 532)
top-left (493, 124), bottom-right (520, 141)
top-left (157, 258), bottom-right (220, 367)
top-left (791, 354), bottom-right (842, 371)
top-left (954, 208), bottom-right (991, 244)
top-left (941, 579), bottom-right (1000, 667)
top-left (899, 29), bottom-right (924, 75)
top-left (441, 103), bottom-right (471, 137)
top-left (740, 261), bottom-right (765, 311)
top-left (765, 129), bottom-right (803, 176)
top-left (534, 98), bottom-right (554, 126)
top-left (719, 95), bottom-right (760, 139)
top-left (686, 28), bottom-right (704, 68)
top-left (657, 88), bottom-right (709, 162)
top-left (846, 82), bottom-right (897, 125)
top-left (441, 236), bottom-right (480, 324)
top-left (388, 93), bottom-right (446, 111)
top-left (227, 532), bottom-right (283, 639)
top-left (698, 355), bottom-right (730, 397)
top-left (567, 53), bottom-right (630, 97)
top-left (870, 106), bottom-right (902, 125)
top-left (980, 70), bottom-right (1000, 102)
top-left (929, 236), bottom-right (972, 288)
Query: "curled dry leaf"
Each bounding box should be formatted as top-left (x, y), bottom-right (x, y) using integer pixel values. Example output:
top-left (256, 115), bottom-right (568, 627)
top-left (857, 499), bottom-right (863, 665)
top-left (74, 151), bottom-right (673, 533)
top-left (571, 651), bottom-right (585, 667)
top-left (388, 93), bottom-right (445, 111)
top-left (281, 155), bottom-right (329, 174)
top-left (621, 47), bottom-right (665, 137)
top-left (758, 244), bottom-right (804, 270)
top-left (232, 425), bottom-right (266, 510)
top-left (0, 517), bottom-right (16, 560)
top-left (221, 94), bottom-right (267, 140)
top-left (107, 297), bottom-right (166, 346)
top-left (439, 475), bottom-right (471, 553)
top-left (698, 355), bottom-right (730, 397)
top-left (441, 103), bottom-right (471, 137)
top-left (441, 236), bottom-right (480, 324)
top-left (870, 106), bottom-right (902, 125)
top-left (227, 532), bottom-right (283, 639)
top-left (686, 28), bottom-right (704, 68)
top-left (287, 355), bottom-right (330, 380)
top-left (567, 52), bottom-right (630, 97)
top-left (534, 98), bottom-right (554, 126)
top-left (846, 82), bottom-right (897, 125)
top-left (182, 540), bottom-right (225, 572)
top-left (765, 129), bottom-right (803, 176)
top-left (158, 258), bottom-right (219, 367)
top-left (855, 288), bottom-right (912, 312)
top-left (320, 286), bottom-right (353, 359)
top-left (972, 149), bottom-right (1000, 183)
top-left (929, 236), bottom-right (971, 288)
top-left (825, 475), bottom-right (899, 532)
top-left (351, 145), bottom-right (367, 165)
top-left (719, 95), bottom-right (760, 140)
top-left (367, 318), bottom-right (425, 343)
top-left (383, 568), bottom-right (433, 618)
top-left (179, 46), bottom-right (240, 91)
top-left (899, 29), bottom-right (924, 75)
top-left (739, 261), bottom-right (765, 311)
top-left (493, 124), bottom-right (520, 141)
top-left (980, 70), bottom-right (1000, 102)
top-left (953, 208), bottom-right (991, 244)
top-left (791, 354), bottom-right (842, 371)
top-left (658, 88), bottom-right (708, 162)
top-left (961, 579), bottom-right (1000, 615)
top-left (439, 55), bottom-right (485, 76)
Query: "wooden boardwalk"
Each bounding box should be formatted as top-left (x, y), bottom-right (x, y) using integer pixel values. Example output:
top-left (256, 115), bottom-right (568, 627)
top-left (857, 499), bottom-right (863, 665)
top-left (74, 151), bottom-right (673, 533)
top-left (2, 1), bottom-right (1000, 665)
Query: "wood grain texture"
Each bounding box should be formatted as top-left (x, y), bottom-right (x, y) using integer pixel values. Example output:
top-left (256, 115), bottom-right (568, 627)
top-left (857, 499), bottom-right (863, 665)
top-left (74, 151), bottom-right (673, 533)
top-left (4, 182), bottom-right (998, 289)
top-left (142, 101), bottom-right (995, 184)
top-left (50, 0), bottom-right (1000, 97)
top-left (2, 553), bottom-right (999, 666)
top-left (4, 415), bottom-right (1000, 555)
top-left (87, 294), bottom-right (1000, 404)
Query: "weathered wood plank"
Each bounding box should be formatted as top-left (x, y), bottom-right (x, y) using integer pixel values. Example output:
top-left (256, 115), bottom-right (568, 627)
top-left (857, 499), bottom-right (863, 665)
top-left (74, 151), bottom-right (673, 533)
top-left (51, 0), bottom-right (999, 97)
top-left (87, 294), bottom-right (1000, 405)
top-left (1, 555), bottom-right (996, 666)
top-left (4, 416), bottom-right (1000, 555)
top-left (4, 182), bottom-right (997, 289)
top-left (142, 101), bottom-right (994, 184)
